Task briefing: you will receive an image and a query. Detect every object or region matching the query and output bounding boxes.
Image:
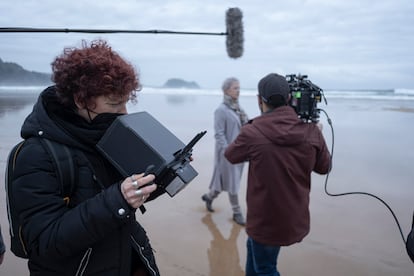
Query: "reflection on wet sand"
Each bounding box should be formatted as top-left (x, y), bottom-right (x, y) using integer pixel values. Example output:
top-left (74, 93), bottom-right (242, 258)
top-left (201, 213), bottom-right (244, 276)
top-left (0, 93), bottom-right (38, 117)
top-left (165, 93), bottom-right (198, 104)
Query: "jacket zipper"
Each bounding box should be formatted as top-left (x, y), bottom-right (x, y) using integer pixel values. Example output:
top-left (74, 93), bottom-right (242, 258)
top-left (75, 247), bottom-right (92, 276)
top-left (131, 236), bottom-right (157, 276)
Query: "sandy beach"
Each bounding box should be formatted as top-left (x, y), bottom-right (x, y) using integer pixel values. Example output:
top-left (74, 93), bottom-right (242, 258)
top-left (0, 89), bottom-right (413, 275)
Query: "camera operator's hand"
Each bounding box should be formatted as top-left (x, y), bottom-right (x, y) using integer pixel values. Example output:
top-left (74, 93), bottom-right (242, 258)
top-left (120, 173), bottom-right (157, 209)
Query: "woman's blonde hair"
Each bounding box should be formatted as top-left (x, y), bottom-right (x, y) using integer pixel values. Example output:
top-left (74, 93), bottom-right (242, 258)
top-left (222, 77), bottom-right (239, 92)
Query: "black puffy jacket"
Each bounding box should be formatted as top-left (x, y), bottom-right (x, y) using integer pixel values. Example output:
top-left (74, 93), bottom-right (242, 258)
top-left (10, 87), bottom-right (161, 275)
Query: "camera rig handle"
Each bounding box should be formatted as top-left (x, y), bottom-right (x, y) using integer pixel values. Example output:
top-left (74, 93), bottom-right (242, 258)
top-left (173, 130), bottom-right (207, 162)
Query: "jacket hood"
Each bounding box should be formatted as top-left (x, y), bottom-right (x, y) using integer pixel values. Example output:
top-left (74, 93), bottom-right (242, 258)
top-left (251, 106), bottom-right (306, 146)
top-left (21, 86), bottom-right (91, 151)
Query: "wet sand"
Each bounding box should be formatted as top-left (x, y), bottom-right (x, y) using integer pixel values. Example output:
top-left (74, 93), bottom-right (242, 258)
top-left (0, 91), bottom-right (413, 275)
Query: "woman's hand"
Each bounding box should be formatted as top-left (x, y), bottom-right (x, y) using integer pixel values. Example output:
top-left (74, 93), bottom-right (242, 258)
top-left (120, 173), bottom-right (157, 209)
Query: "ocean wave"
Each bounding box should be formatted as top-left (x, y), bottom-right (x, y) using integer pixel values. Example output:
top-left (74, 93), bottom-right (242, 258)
top-left (322, 89), bottom-right (414, 101)
top-left (141, 87), bottom-right (222, 96)
top-left (1, 86), bottom-right (414, 101)
top-left (141, 87), bottom-right (414, 101)
top-left (394, 88), bottom-right (414, 95)
top-left (0, 85), bottom-right (44, 91)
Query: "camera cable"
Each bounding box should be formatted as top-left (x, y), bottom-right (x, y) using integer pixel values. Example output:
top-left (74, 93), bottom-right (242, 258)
top-left (318, 108), bottom-right (407, 246)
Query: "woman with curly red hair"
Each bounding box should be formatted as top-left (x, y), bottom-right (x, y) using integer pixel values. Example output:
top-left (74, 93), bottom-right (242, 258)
top-left (7, 39), bottom-right (161, 275)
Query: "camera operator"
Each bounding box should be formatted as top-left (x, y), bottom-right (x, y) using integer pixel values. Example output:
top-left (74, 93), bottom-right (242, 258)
top-left (225, 73), bottom-right (331, 275)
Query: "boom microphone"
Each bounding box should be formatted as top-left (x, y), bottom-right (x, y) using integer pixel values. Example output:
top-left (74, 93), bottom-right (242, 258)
top-left (0, 7), bottom-right (244, 59)
top-left (225, 7), bottom-right (244, 59)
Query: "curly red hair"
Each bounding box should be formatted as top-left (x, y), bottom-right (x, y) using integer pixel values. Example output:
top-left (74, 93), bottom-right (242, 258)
top-left (52, 39), bottom-right (140, 109)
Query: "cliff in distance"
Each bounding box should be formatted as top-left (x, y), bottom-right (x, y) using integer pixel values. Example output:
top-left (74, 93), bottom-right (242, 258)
top-left (163, 78), bottom-right (200, 89)
top-left (0, 58), bottom-right (201, 89)
top-left (0, 58), bottom-right (52, 86)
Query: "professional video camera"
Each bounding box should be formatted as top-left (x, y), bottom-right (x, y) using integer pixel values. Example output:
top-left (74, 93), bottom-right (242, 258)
top-left (286, 74), bottom-right (326, 123)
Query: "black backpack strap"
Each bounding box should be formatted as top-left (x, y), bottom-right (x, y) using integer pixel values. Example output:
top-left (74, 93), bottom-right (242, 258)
top-left (9, 141), bottom-right (26, 171)
top-left (5, 141), bottom-right (26, 230)
top-left (5, 138), bottom-right (77, 259)
top-left (39, 139), bottom-right (76, 204)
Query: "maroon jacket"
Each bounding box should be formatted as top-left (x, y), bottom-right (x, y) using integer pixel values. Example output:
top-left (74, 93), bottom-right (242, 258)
top-left (225, 106), bottom-right (331, 246)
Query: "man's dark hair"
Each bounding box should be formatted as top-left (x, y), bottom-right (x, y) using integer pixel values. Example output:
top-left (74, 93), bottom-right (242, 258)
top-left (264, 94), bottom-right (288, 109)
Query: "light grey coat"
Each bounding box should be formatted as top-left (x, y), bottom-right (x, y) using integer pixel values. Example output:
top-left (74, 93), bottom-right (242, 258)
top-left (209, 103), bottom-right (245, 194)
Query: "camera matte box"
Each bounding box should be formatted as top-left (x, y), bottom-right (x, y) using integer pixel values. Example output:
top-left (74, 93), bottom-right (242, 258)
top-left (96, 111), bottom-right (199, 197)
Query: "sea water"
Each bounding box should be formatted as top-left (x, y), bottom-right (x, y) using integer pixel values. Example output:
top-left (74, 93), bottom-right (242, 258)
top-left (1, 85), bottom-right (414, 147)
top-left (1, 85), bottom-right (414, 179)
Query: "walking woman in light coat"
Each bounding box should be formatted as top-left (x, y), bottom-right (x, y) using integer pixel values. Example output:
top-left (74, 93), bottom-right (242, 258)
top-left (202, 77), bottom-right (248, 225)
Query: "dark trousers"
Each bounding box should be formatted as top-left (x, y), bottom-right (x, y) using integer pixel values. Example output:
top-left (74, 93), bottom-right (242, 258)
top-left (246, 237), bottom-right (281, 276)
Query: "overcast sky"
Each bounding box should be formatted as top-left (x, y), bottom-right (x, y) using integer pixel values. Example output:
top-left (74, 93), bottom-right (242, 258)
top-left (1, 0), bottom-right (413, 89)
